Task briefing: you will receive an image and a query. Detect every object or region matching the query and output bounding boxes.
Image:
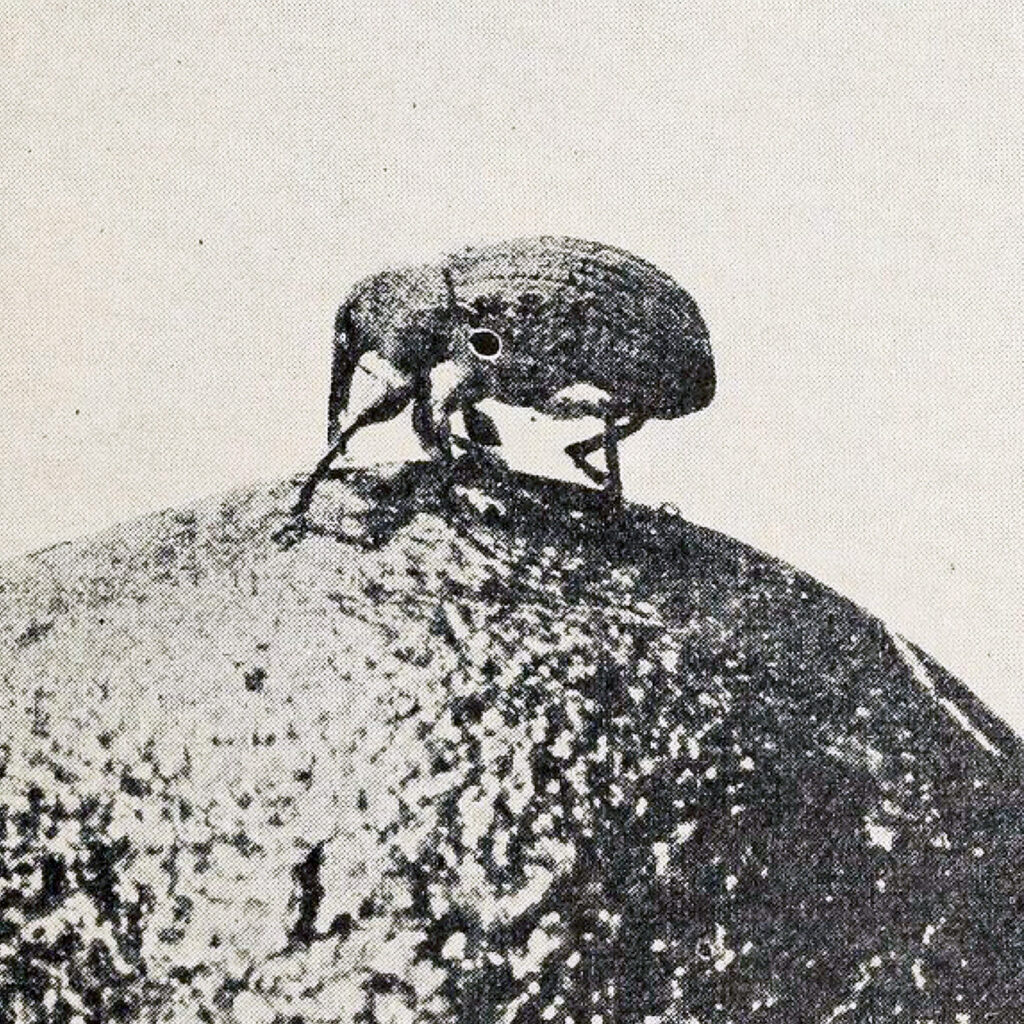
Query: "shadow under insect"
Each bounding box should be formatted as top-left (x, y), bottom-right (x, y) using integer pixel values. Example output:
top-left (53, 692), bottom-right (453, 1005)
top-left (279, 456), bottom-right (615, 551)
top-left (278, 454), bottom-right (707, 580)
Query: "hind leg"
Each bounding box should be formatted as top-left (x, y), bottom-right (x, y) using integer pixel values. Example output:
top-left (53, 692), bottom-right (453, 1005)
top-left (563, 414), bottom-right (646, 496)
top-left (602, 409), bottom-right (623, 503)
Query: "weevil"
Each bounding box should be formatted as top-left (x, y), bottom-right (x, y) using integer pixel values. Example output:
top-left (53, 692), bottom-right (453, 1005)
top-left (290, 236), bottom-right (715, 520)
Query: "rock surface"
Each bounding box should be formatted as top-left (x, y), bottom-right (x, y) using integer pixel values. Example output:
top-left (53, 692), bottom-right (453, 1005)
top-left (1, 462), bottom-right (1022, 1023)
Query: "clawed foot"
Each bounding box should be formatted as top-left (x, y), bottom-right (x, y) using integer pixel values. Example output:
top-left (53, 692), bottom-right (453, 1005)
top-left (450, 435), bottom-right (512, 479)
top-left (271, 466), bottom-right (329, 548)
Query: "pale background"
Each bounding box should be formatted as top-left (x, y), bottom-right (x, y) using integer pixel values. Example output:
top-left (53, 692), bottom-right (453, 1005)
top-left (2, 3), bottom-right (1021, 732)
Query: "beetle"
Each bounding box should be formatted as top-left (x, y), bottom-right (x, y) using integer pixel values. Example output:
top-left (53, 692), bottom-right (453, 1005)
top-left (290, 236), bottom-right (715, 519)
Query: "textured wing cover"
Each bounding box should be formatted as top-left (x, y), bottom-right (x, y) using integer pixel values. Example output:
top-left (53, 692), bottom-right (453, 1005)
top-left (445, 237), bottom-right (715, 417)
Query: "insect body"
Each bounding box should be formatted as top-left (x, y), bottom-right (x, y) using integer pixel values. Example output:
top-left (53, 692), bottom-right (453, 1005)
top-left (291, 236), bottom-right (714, 518)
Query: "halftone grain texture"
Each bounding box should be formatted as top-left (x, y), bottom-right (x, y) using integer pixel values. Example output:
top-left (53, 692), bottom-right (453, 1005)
top-left (1, 465), bottom-right (1022, 1022)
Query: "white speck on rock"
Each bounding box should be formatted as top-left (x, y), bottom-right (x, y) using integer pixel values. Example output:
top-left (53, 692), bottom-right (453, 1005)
top-left (652, 841), bottom-right (670, 875)
top-left (912, 958), bottom-right (927, 990)
top-left (675, 821), bottom-right (698, 843)
top-left (864, 818), bottom-right (897, 851)
top-left (442, 932), bottom-right (467, 961)
top-left (823, 1001), bottom-right (857, 1021)
top-left (509, 923), bottom-right (563, 980)
top-left (703, 923), bottom-right (737, 973)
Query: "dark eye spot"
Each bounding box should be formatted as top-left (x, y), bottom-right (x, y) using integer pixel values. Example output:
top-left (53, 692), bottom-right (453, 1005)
top-left (468, 329), bottom-right (502, 359)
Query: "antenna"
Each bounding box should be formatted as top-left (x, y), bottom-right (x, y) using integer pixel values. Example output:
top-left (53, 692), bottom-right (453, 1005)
top-left (442, 267), bottom-right (476, 320)
top-left (443, 268), bottom-right (459, 309)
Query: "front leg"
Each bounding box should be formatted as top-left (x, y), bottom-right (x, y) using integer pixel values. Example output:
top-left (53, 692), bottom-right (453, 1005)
top-left (411, 361), bottom-right (489, 460)
top-left (282, 376), bottom-right (416, 537)
top-left (563, 434), bottom-right (610, 486)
